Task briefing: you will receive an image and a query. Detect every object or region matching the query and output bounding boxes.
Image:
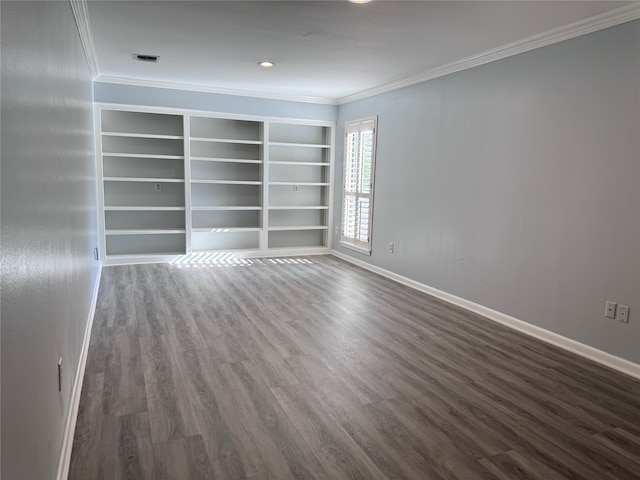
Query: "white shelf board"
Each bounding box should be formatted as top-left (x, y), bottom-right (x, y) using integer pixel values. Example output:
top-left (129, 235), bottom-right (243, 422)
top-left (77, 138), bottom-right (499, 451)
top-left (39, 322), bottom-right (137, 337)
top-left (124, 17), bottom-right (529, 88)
top-left (191, 180), bottom-right (262, 185)
top-left (104, 206), bottom-right (186, 211)
top-left (105, 251), bottom-right (186, 259)
top-left (268, 225), bottom-right (329, 231)
top-left (269, 161), bottom-right (330, 166)
top-left (191, 206), bottom-right (262, 211)
top-left (192, 227), bottom-right (261, 233)
top-left (269, 142), bottom-right (330, 149)
top-left (103, 177), bottom-right (185, 183)
top-left (103, 153), bottom-right (184, 160)
top-left (269, 182), bottom-right (329, 186)
top-left (268, 205), bottom-right (329, 210)
top-left (190, 156), bottom-right (262, 164)
top-left (191, 137), bottom-right (262, 145)
top-left (106, 229), bottom-right (186, 235)
top-left (102, 132), bottom-right (184, 140)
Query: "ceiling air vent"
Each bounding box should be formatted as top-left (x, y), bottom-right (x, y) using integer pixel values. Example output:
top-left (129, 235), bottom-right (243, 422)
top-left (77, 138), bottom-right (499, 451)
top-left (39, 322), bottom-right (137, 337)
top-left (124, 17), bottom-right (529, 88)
top-left (133, 54), bottom-right (159, 63)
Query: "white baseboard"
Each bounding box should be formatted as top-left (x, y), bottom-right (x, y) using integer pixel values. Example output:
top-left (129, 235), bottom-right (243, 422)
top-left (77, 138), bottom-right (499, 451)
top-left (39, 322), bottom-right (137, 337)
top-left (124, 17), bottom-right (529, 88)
top-left (56, 263), bottom-right (102, 480)
top-left (331, 251), bottom-right (640, 380)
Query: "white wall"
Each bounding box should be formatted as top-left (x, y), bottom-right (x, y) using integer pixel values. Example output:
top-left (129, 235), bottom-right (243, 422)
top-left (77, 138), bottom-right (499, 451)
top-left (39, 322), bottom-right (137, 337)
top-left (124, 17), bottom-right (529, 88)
top-left (334, 21), bottom-right (640, 363)
top-left (1, 2), bottom-right (100, 478)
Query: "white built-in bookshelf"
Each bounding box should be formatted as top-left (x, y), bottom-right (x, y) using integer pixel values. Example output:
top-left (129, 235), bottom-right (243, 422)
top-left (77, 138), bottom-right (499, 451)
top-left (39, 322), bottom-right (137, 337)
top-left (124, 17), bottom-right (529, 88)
top-left (96, 105), bottom-right (334, 264)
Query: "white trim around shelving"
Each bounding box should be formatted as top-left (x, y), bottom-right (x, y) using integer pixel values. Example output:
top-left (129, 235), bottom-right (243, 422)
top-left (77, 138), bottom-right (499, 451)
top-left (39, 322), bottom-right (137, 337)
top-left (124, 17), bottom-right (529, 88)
top-left (331, 251), bottom-right (640, 380)
top-left (190, 156), bottom-right (263, 164)
top-left (191, 206), bottom-right (262, 211)
top-left (56, 262), bottom-right (102, 480)
top-left (269, 161), bottom-right (330, 166)
top-left (102, 132), bottom-right (184, 140)
top-left (103, 177), bottom-right (184, 183)
top-left (269, 182), bottom-right (330, 186)
top-left (95, 103), bottom-right (336, 129)
top-left (268, 225), bottom-right (329, 231)
top-left (104, 206), bottom-right (186, 211)
top-left (268, 205), bottom-right (329, 210)
top-left (192, 227), bottom-right (262, 233)
top-left (102, 153), bottom-right (184, 160)
top-left (269, 142), bottom-right (330, 149)
top-left (105, 229), bottom-right (186, 235)
top-left (191, 136), bottom-right (263, 145)
top-left (191, 180), bottom-right (262, 185)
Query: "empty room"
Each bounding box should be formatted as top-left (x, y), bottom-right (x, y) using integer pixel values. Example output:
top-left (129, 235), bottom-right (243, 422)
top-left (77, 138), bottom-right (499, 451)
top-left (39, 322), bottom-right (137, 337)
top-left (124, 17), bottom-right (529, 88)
top-left (2, 1), bottom-right (640, 479)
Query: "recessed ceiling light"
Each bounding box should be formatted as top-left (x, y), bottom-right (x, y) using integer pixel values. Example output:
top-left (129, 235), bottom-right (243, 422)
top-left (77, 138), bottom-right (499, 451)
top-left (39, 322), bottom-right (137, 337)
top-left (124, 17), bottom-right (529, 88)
top-left (348, 0), bottom-right (373, 4)
top-left (259, 61), bottom-right (275, 68)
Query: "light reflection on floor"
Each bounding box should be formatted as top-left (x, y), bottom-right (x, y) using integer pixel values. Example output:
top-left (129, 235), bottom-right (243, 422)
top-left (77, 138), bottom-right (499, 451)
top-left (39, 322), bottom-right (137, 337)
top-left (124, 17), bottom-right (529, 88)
top-left (170, 252), bottom-right (316, 268)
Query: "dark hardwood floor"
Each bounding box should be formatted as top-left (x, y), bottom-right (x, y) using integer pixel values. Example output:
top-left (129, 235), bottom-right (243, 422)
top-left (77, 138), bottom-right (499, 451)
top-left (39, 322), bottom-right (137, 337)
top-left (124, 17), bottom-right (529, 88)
top-left (69, 255), bottom-right (640, 480)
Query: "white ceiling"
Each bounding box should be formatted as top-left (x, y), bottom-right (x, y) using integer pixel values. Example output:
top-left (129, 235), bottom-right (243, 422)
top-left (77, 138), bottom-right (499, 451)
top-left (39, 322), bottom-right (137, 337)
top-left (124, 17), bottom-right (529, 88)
top-left (87, 1), bottom-right (635, 103)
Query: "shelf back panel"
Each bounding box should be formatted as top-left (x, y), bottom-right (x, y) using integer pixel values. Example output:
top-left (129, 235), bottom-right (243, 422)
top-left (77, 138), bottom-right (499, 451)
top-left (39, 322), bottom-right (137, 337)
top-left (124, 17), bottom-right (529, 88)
top-left (190, 117), bottom-right (261, 142)
top-left (106, 233), bottom-right (186, 256)
top-left (105, 210), bottom-right (185, 230)
top-left (104, 181), bottom-right (185, 207)
top-left (268, 209), bottom-right (327, 228)
top-left (268, 230), bottom-right (325, 248)
top-left (102, 136), bottom-right (184, 156)
top-left (269, 123), bottom-right (328, 145)
top-left (269, 145), bottom-right (326, 163)
top-left (192, 210), bottom-right (260, 229)
top-left (192, 231), bottom-right (259, 251)
top-left (103, 156), bottom-right (184, 179)
top-left (101, 110), bottom-right (183, 136)
top-left (191, 183), bottom-right (261, 207)
top-left (269, 184), bottom-right (328, 207)
top-left (269, 164), bottom-right (327, 183)
top-left (192, 161), bottom-right (260, 182)
top-left (190, 141), bottom-right (260, 160)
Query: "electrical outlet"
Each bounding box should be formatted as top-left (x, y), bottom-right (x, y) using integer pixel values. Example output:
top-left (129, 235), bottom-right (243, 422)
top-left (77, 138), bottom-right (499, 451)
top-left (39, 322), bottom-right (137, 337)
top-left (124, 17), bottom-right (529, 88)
top-left (388, 242), bottom-right (395, 254)
top-left (58, 358), bottom-right (63, 392)
top-left (154, 183), bottom-right (162, 192)
top-left (335, 227), bottom-right (339, 235)
top-left (618, 305), bottom-right (630, 323)
top-left (293, 185), bottom-right (299, 192)
top-left (605, 301), bottom-right (617, 319)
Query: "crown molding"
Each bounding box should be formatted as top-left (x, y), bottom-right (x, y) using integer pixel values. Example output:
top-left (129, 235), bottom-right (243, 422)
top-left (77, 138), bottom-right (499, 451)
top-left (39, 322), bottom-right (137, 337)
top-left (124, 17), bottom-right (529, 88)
top-left (95, 75), bottom-right (338, 106)
top-left (337, 3), bottom-right (640, 105)
top-left (69, 0), bottom-right (99, 79)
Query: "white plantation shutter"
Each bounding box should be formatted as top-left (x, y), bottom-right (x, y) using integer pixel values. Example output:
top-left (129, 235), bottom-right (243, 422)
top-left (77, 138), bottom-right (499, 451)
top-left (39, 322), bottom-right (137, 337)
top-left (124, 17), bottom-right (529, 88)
top-left (341, 117), bottom-right (377, 253)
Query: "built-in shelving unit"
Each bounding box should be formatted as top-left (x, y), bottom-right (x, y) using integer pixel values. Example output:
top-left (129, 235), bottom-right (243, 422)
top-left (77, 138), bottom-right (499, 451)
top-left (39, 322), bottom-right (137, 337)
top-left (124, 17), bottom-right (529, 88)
top-left (267, 123), bottom-right (332, 251)
top-left (98, 109), bottom-right (186, 260)
top-left (189, 116), bottom-right (264, 253)
top-left (96, 106), bottom-right (333, 264)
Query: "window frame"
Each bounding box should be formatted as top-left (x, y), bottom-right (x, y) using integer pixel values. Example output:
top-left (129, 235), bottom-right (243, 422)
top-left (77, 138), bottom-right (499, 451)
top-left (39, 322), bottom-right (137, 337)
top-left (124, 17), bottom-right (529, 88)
top-left (339, 116), bottom-right (378, 255)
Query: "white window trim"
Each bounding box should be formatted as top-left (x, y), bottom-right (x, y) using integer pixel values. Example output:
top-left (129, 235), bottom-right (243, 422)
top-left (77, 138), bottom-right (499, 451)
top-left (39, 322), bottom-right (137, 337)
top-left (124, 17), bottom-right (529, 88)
top-left (340, 116), bottom-right (377, 255)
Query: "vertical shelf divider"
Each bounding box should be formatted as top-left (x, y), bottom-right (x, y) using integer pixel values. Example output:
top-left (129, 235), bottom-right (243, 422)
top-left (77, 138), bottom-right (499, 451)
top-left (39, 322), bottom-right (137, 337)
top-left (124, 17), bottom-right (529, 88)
top-left (261, 121), bottom-right (270, 253)
top-left (184, 114), bottom-right (192, 255)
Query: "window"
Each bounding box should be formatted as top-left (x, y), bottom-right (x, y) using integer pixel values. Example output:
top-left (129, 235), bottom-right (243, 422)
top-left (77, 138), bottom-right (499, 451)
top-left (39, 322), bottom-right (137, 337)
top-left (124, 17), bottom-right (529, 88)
top-left (340, 116), bottom-right (377, 254)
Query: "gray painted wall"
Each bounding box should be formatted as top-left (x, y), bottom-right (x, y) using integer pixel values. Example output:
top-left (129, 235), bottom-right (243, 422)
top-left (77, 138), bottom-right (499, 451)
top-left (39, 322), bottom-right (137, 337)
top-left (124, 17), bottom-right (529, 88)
top-left (1, 2), bottom-right (100, 478)
top-left (94, 82), bottom-right (338, 121)
top-left (334, 21), bottom-right (640, 363)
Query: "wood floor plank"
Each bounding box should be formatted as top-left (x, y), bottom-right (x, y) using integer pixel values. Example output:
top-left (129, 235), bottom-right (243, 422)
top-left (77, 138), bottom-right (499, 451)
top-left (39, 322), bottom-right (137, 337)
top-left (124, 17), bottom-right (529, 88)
top-left (271, 382), bottom-right (388, 480)
top-left (70, 255), bottom-right (640, 480)
top-left (97, 411), bottom-right (155, 480)
top-left (102, 326), bottom-right (147, 416)
top-left (69, 373), bottom-right (105, 480)
top-left (153, 435), bottom-right (217, 480)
